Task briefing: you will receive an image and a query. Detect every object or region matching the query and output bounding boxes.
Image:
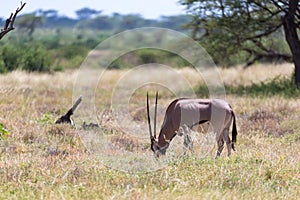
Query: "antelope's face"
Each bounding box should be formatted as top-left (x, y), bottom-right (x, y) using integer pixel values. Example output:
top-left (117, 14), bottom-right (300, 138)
top-left (151, 138), bottom-right (168, 157)
top-left (148, 91), bottom-right (169, 157)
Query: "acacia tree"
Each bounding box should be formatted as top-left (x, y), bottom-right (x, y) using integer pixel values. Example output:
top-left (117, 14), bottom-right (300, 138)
top-left (17, 13), bottom-right (43, 39)
top-left (181, 0), bottom-right (300, 86)
top-left (75, 8), bottom-right (101, 20)
top-left (0, 2), bottom-right (26, 40)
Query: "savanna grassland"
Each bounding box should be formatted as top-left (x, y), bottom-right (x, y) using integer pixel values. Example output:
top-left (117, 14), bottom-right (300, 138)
top-left (0, 64), bottom-right (300, 199)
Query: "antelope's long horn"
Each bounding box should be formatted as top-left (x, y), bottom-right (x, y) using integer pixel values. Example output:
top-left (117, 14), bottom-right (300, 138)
top-left (154, 91), bottom-right (158, 139)
top-left (147, 92), bottom-right (153, 140)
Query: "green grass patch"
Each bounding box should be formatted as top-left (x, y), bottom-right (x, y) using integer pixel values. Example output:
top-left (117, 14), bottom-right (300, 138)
top-left (225, 76), bottom-right (300, 98)
top-left (0, 123), bottom-right (10, 140)
top-left (194, 76), bottom-right (300, 98)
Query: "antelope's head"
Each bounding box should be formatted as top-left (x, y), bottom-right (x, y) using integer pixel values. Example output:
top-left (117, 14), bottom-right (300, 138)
top-left (147, 92), bottom-right (168, 157)
top-left (150, 138), bottom-right (169, 157)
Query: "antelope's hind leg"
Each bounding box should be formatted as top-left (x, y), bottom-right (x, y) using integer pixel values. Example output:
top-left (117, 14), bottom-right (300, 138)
top-left (223, 128), bottom-right (232, 156)
top-left (223, 115), bottom-right (233, 157)
top-left (216, 136), bottom-right (224, 158)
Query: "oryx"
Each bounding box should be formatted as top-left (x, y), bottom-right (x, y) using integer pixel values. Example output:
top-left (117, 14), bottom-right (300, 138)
top-left (147, 92), bottom-right (237, 158)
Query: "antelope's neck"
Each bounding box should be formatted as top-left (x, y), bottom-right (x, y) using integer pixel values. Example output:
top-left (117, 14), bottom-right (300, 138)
top-left (157, 128), bottom-right (176, 147)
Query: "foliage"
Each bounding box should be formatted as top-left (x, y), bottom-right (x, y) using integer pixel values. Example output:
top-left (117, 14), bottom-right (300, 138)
top-left (1, 10), bottom-right (193, 73)
top-left (35, 113), bottom-right (55, 124)
top-left (180, 0), bottom-right (297, 67)
top-left (0, 60), bottom-right (6, 73)
top-left (0, 42), bottom-right (52, 72)
top-left (195, 74), bottom-right (300, 98)
top-left (21, 44), bottom-right (52, 72)
top-left (59, 42), bottom-right (88, 59)
top-left (76, 16), bottom-right (113, 30)
top-left (108, 49), bottom-right (189, 69)
top-left (37, 10), bottom-right (191, 31)
top-left (75, 8), bottom-right (101, 20)
top-left (0, 7), bottom-right (294, 73)
top-left (158, 15), bottom-right (192, 31)
top-left (0, 123), bottom-right (10, 139)
top-left (16, 13), bottom-right (44, 38)
top-left (1, 44), bottom-right (20, 71)
top-left (0, 28), bottom-right (107, 72)
top-left (225, 75), bottom-right (300, 98)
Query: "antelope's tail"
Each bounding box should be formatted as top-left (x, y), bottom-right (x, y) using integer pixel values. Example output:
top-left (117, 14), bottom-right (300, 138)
top-left (231, 111), bottom-right (237, 151)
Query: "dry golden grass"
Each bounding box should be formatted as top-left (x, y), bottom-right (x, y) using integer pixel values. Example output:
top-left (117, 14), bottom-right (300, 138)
top-left (0, 64), bottom-right (299, 199)
top-left (220, 63), bottom-right (294, 86)
top-left (179, 63), bottom-right (294, 86)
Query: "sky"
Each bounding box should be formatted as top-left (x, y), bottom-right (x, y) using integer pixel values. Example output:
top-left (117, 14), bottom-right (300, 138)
top-left (0, 0), bottom-right (186, 19)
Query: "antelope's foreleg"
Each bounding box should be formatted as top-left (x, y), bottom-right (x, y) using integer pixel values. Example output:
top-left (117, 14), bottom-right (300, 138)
top-left (182, 125), bottom-right (194, 155)
top-left (216, 136), bottom-right (224, 158)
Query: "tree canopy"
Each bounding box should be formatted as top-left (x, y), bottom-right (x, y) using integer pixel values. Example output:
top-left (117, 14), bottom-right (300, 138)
top-left (181, 0), bottom-right (300, 85)
top-left (75, 7), bottom-right (102, 20)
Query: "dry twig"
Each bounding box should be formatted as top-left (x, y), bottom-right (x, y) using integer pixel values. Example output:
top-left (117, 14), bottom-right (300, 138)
top-left (0, 2), bottom-right (26, 40)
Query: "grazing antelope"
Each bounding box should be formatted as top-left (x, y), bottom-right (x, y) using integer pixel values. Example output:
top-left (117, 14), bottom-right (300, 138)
top-left (147, 92), bottom-right (237, 158)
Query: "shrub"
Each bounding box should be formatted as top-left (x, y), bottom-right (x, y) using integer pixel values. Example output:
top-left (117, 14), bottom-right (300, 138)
top-left (59, 42), bottom-right (88, 59)
top-left (137, 49), bottom-right (159, 64)
top-left (0, 60), bottom-right (7, 73)
top-left (0, 43), bottom-right (53, 73)
top-left (53, 65), bottom-right (64, 72)
top-left (1, 45), bottom-right (20, 71)
top-left (20, 44), bottom-right (52, 72)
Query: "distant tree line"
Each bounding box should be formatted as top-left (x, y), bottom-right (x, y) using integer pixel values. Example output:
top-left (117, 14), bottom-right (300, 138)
top-left (0, 7), bottom-right (192, 73)
top-left (0, 4), bottom-right (296, 77)
top-left (0, 7), bottom-right (191, 31)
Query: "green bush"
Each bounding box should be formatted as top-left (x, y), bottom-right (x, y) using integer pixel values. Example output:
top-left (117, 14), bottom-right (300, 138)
top-left (59, 42), bottom-right (89, 59)
top-left (109, 58), bottom-right (126, 69)
top-left (137, 49), bottom-right (159, 63)
top-left (0, 42), bottom-right (53, 73)
top-left (53, 65), bottom-right (64, 72)
top-left (0, 60), bottom-right (7, 73)
top-left (20, 44), bottom-right (52, 72)
top-left (1, 45), bottom-right (20, 71)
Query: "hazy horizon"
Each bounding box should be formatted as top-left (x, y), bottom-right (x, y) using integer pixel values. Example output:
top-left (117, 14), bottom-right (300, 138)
top-left (0, 0), bottom-right (186, 20)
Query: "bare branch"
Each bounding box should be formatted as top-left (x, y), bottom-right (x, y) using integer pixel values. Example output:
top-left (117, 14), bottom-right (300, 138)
top-left (270, 0), bottom-right (288, 14)
top-left (251, 1), bottom-right (275, 15)
top-left (242, 42), bottom-right (292, 68)
top-left (244, 55), bottom-right (262, 68)
top-left (251, 39), bottom-right (274, 53)
top-left (0, 2), bottom-right (26, 40)
top-left (243, 22), bottom-right (283, 41)
top-left (244, 52), bottom-right (292, 68)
